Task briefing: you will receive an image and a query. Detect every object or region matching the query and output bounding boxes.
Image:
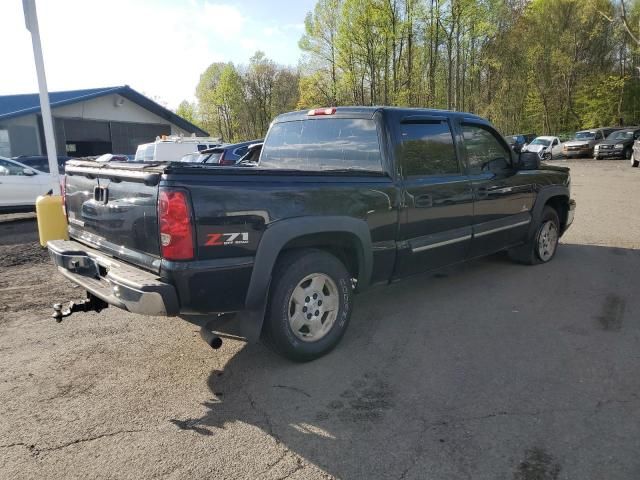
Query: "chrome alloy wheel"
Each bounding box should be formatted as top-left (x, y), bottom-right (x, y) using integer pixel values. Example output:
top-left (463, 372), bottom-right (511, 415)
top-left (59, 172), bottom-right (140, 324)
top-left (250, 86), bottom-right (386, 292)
top-left (288, 273), bottom-right (339, 342)
top-left (537, 220), bottom-right (558, 262)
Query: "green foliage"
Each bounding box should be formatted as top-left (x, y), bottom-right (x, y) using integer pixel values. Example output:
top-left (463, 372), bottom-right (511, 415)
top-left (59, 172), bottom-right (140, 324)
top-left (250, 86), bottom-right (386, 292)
top-left (194, 54), bottom-right (299, 141)
top-left (188, 0), bottom-right (640, 139)
top-left (296, 0), bottom-right (640, 134)
top-left (175, 100), bottom-right (199, 127)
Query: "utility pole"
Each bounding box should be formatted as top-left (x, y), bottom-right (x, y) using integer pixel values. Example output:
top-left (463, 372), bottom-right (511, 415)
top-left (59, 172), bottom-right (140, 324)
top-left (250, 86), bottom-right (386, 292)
top-left (22, 0), bottom-right (60, 193)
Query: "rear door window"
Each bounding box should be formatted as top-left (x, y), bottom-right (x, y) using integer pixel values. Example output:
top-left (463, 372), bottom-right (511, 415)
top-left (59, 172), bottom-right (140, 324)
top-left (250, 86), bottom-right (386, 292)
top-left (399, 121), bottom-right (459, 177)
top-left (260, 118), bottom-right (383, 171)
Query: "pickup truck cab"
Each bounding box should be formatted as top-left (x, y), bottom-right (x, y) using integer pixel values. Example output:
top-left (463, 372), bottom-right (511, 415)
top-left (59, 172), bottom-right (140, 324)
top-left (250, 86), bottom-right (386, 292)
top-left (48, 107), bottom-right (575, 361)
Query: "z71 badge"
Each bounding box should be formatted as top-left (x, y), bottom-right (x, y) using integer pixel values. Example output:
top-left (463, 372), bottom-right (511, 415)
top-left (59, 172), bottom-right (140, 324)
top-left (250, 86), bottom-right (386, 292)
top-left (205, 232), bottom-right (249, 246)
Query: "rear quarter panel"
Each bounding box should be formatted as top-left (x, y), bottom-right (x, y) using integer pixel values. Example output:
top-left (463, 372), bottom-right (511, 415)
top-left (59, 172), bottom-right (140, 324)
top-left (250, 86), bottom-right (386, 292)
top-left (161, 172), bottom-right (399, 262)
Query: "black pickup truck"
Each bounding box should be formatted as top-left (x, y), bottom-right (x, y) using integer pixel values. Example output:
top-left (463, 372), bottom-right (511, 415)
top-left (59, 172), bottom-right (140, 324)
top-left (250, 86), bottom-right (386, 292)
top-left (48, 107), bottom-right (575, 361)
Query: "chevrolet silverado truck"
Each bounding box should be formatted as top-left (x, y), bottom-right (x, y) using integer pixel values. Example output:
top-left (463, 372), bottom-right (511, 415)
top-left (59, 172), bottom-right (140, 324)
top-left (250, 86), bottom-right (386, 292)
top-left (48, 107), bottom-right (576, 361)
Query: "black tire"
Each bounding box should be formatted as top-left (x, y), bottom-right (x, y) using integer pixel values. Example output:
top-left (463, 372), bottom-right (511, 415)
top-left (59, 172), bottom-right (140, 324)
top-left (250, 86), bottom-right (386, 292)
top-left (632, 154), bottom-right (639, 167)
top-left (508, 206), bottom-right (561, 265)
top-left (625, 147), bottom-right (633, 160)
top-left (262, 249), bottom-right (353, 362)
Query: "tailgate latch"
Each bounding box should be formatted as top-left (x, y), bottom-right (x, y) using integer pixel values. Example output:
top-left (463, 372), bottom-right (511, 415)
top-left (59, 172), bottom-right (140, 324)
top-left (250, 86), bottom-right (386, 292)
top-left (52, 293), bottom-right (109, 323)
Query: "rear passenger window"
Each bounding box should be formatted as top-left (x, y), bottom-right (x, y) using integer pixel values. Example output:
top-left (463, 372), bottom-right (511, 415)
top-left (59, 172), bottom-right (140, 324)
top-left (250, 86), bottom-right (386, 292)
top-left (260, 118), bottom-right (383, 171)
top-left (399, 121), bottom-right (459, 177)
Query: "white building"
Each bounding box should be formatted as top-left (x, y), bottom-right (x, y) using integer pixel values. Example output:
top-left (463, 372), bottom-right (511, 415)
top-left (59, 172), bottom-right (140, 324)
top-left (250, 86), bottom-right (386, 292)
top-left (0, 85), bottom-right (208, 157)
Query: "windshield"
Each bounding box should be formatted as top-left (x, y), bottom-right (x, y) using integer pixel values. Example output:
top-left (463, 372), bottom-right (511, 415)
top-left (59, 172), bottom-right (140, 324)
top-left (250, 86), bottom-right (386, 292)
top-left (575, 131), bottom-right (595, 140)
top-left (530, 138), bottom-right (551, 146)
top-left (134, 147), bottom-right (145, 161)
top-left (143, 144), bottom-right (155, 161)
top-left (608, 130), bottom-right (634, 140)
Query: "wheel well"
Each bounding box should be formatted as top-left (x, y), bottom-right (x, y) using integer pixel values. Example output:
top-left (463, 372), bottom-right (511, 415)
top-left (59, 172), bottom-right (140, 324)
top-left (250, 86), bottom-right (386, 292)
top-left (545, 195), bottom-right (569, 232)
top-left (279, 232), bottom-right (362, 281)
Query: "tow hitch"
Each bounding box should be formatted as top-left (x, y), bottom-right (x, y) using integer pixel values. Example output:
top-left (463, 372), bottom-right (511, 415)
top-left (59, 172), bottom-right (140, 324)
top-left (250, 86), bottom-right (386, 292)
top-left (52, 293), bottom-right (109, 322)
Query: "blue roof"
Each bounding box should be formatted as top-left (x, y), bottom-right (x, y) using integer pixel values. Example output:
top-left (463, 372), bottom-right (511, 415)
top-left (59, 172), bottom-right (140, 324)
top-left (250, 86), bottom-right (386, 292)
top-left (0, 85), bottom-right (208, 136)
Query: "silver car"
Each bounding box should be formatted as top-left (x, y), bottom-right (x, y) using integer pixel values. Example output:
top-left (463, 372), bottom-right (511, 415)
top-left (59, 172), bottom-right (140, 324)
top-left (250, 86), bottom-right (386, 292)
top-left (562, 128), bottom-right (619, 158)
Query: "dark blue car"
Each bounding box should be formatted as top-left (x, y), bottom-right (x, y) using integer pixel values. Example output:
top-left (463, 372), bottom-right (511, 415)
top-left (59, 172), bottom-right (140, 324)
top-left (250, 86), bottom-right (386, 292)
top-left (201, 139), bottom-right (263, 165)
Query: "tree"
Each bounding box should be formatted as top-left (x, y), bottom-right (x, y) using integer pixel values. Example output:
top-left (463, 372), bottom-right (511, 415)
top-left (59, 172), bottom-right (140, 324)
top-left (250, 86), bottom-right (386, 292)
top-left (176, 100), bottom-right (198, 126)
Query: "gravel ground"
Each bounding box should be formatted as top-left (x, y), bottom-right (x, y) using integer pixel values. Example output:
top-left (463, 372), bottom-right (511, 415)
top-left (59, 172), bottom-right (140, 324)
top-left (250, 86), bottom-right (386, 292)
top-left (0, 160), bottom-right (639, 479)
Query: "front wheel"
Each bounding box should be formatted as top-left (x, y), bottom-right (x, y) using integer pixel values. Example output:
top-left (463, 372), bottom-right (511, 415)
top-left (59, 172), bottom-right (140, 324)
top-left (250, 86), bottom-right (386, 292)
top-left (263, 249), bottom-right (353, 362)
top-left (631, 153), bottom-right (639, 167)
top-left (625, 147), bottom-right (633, 160)
top-left (508, 206), bottom-right (560, 265)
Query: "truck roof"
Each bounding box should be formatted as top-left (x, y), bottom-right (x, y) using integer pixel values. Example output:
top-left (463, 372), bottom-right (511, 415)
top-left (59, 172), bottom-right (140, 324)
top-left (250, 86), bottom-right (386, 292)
top-left (274, 106), bottom-right (485, 122)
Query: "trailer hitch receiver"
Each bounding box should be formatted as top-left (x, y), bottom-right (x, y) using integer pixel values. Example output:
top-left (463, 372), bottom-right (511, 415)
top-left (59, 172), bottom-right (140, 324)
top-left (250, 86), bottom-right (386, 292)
top-left (52, 293), bottom-right (109, 323)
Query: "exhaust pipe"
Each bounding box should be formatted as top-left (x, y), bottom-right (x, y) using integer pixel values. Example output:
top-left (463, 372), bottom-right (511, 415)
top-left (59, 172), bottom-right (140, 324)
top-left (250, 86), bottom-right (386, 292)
top-left (200, 326), bottom-right (223, 349)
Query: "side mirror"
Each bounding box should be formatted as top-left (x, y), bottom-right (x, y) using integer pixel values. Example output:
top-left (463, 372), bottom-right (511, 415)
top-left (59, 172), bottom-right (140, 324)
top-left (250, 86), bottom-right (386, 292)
top-left (517, 151), bottom-right (540, 170)
top-left (23, 168), bottom-right (36, 176)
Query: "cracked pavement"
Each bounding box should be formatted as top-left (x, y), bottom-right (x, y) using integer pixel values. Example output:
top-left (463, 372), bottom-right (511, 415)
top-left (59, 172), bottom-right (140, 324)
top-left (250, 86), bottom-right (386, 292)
top-left (1, 160), bottom-right (639, 479)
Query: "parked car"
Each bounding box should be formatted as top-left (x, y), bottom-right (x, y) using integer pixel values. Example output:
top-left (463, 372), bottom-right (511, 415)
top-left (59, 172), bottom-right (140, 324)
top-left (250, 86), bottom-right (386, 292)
top-left (593, 128), bottom-right (640, 160)
top-left (0, 156), bottom-right (53, 213)
top-left (134, 136), bottom-right (221, 162)
top-left (200, 139), bottom-right (264, 166)
top-left (506, 134), bottom-right (536, 153)
top-left (48, 106), bottom-right (575, 361)
top-left (521, 136), bottom-right (563, 160)
top-left (235, 142), bottom-right (263, 166)
top-left (12, 155), bottom-right (70, 174)
top-left (562, 127), bottom-right (619, 158)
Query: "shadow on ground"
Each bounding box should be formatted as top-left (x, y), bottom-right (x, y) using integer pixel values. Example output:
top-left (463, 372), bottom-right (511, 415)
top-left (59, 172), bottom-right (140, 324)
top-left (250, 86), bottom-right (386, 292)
top-left (168, 243), bottom-right (640, 479)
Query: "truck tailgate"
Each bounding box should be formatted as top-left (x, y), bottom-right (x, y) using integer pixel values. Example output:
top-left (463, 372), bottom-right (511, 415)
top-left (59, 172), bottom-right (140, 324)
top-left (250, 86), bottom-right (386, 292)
top-left (64, 161), bottom-right (163, 272)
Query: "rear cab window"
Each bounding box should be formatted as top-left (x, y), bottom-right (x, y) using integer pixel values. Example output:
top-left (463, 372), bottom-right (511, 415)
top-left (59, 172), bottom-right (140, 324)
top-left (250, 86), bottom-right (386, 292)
top-left (260, 118), bottom-right (383, 172)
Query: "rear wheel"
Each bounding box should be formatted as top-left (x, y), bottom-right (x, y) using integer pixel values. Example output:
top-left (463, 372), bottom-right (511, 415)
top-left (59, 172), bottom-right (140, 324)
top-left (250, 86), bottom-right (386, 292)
top-left (263, 249), bottom-right (353, 361)
top-left (631, 153), bottom-right (639, 167)
top-left (509, 206), bottom-right (560, 265)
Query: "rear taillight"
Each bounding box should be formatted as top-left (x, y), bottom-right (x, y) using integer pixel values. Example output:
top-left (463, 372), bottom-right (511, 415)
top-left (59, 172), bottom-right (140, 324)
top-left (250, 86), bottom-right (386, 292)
top-left (158, 189), bottom-right (194, 260)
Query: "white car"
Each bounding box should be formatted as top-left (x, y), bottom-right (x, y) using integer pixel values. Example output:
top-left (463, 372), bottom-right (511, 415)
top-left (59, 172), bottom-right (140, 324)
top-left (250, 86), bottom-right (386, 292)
top-left (521, 136), bottom-right (563, 160)
top-left (0, 156), bottom-right (53, 213)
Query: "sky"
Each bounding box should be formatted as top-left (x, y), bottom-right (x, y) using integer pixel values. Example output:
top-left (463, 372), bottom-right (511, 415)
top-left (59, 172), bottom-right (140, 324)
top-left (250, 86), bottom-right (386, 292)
top-left (1, 0), bottom-right (316, 109)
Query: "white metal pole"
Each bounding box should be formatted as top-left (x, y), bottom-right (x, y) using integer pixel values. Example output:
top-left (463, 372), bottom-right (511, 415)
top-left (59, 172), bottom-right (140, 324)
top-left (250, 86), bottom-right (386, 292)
top-left (22, 0), bottom-right (60, 194)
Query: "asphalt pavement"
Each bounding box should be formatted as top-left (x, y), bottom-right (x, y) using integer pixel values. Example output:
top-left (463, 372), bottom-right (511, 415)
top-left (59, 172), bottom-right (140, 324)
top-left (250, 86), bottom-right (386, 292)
top-left (0, 160), bottom-right (638, 479)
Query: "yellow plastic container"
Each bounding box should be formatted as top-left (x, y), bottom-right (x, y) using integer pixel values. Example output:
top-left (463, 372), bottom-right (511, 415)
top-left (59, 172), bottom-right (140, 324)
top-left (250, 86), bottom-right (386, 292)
top-left (36, 194), bottom-right (69, 247)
